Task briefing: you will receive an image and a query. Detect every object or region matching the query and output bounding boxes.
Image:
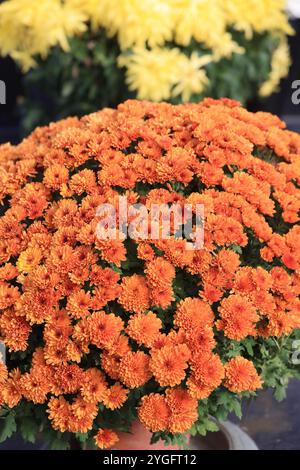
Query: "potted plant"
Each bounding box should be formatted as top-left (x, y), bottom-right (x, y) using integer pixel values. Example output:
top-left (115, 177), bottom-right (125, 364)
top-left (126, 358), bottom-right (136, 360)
top-left (0, 98), bottom-right (299, 450)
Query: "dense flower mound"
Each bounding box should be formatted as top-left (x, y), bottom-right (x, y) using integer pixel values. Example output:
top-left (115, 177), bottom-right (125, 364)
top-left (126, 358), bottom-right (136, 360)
top-left (0, 98), bottom-right (300, 449)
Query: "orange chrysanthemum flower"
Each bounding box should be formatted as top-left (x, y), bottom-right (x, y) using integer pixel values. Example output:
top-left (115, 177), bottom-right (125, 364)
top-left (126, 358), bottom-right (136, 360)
top-left (188, 352), bottom-right (225, 399)
top-left (0, 263), bottom-right (18, 281)
top-left (145, 257), bottom-right (175, 289)
top-left (103, 383), bottom-right (129, 410)
top-left (16, 287), bottom-right (57, 325)
top-left (94, 429), bottom-right (119, 449)
top-left (201, 283), bottom-right (222, 303)
top-left (47, 396), bottom-right (71, 433)
top-left (150, 344), bottom-right (190, 387)
top-left (1, 368), bottom-right (22, 408)
top-left (119, 351), bottom-right (151, 388)
top-left (224, 357), bottom-right (263, 393)
top-left (118, 274), bottom-right (150, 314)
top-left (71, 396), bottom-right (98, 421)
top-left (0, 283), bottom-right (20, 310)
top-left (260, 310), bottom-right (294, 337)
top-left (107, 334), bottom-right (131, 357)
top-left (138, 393), bottom-right (170, 432)
top-left (174, 297), bottom-right (214, 331)
top-left (20, 371), bottom-right (50, 404)
top-left (43, 164), bottom-right (69, 190)
top-left (96, 239), bottom-right (126, 266)
top-left (0, 307), bottom-right (31, 351)
top-left (53, 364), bottom-right (84, 394)
top-left (100, 352), bottom-right (121, 381)
top-left (67, 412), bottom-right (95, 434)
top-left (17, 246), bottom-right (43, 273)
top-left (185, 325), bottom-right (216, 353)
top-left (127, 311), bottom-right (162, 347)
top-left (137, 243), bottom-right (155, 261)
top-left (80, 368), bottom-right (108, 403)
top-left (87, 311), bottom-right (124, 349)
top-left (150, 285), bottom-right (174, 309)
top-left (0, 362), bottom-right (8, 386)
top-left (66, 290), bottom-right (91, 319)
top-left (166, 388), bottom-right (198, 434)
top-left (216, 294), bottom-right (259, 340)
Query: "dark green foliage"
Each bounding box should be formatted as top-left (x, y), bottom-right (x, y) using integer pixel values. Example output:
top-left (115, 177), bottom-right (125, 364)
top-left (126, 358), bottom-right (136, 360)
top-left (20, 30), bottom-right (131, 135)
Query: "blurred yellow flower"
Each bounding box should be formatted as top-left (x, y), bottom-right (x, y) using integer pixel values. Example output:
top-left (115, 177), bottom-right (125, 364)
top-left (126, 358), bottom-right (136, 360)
top-left (120, 48), bottom-right (212, 102)
top-left (119, 47), bottom-right (182, 101)
top-left (65, 0), bottom-right (102, 29)
top-left (172, 0), bottom-right (232, 54)
top-left (0, 0), bottom-right (87, 71)
top-left (98, 0), bottom-right (174, 49)
top-left (223, 0), bottom-right (294, 38)
top-left (259, 37), bottom-right (291, 97)
top-left (173, 53), bottom-right (212, 102)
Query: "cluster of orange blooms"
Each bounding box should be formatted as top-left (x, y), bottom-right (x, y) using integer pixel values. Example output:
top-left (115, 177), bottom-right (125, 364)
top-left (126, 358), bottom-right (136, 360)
top-left (0, 98), bottom-right (300, 448)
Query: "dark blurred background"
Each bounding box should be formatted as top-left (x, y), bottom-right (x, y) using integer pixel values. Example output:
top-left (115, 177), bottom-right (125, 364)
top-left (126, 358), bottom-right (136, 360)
top-left (0, 56), bottom-right (22, 144)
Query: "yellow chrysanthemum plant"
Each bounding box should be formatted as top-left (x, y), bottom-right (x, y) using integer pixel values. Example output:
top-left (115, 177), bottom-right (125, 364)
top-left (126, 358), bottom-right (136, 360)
top-left (0, 0), bottom-right (293, 133)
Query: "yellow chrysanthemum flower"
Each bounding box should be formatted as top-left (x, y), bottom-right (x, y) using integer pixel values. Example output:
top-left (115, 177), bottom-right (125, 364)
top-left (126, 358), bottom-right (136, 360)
top-left (172, 0), bottom-right (238, 57)
top-left (65, 0), bottom-right (102, 29)
top-left (98, 0), bottom-right (174, 49)
top-left (259, 37), bottom-right (291, 97)
top-left (172, 53), bottom-right (212, 102)
top-left (0, 0), bottom-right (87, 70)
top-left (223, 0), bottom-right (294, 38)
top-left (120, 48), bottom-right (211, 102)
top-left (119, 47), bottom-right (182, 101)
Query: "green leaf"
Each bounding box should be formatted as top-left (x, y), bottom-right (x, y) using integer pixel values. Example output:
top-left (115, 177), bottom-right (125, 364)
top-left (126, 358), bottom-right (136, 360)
top-left (274, 385), bottom-right (286, 402)
top-left (195, 422), bottom-right (208, 436)
top-left (0, 407), bottom-right (9, 418)
top-left (231, 400), bottom-right (242, 419)
top-left (214, 407), bottom-right (229, 422)
top-left (0, 412), bottom-right (17, 443)
top-left (61, 82), bottom-right (74, 98)
top-left (50, 438), bottom-right (70, 450)
top-left (243, 340), bottom-right (254, 357)
top-left (231, 244), bottom-right (242, 254)
top-left (110, 264), bottom-right (122, 274)
top-left (19, 417), bottom-right (39, 444)
top-left (206, 420), bottom-right (219, 433)
top-left (84, 437), bottom-right (97, 450)
top-left (150, 432), bottom-right (162, 444)
top-left (193, 418), bottom-right (219, 436)
top-left (75, 432), bottom-right (89, 443)
top-left (217, 391), bottom-right (232, 406)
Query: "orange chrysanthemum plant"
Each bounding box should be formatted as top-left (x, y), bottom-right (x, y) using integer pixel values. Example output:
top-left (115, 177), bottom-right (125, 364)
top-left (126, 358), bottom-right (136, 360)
top-left (0, 98), bottom-right (300, 450)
